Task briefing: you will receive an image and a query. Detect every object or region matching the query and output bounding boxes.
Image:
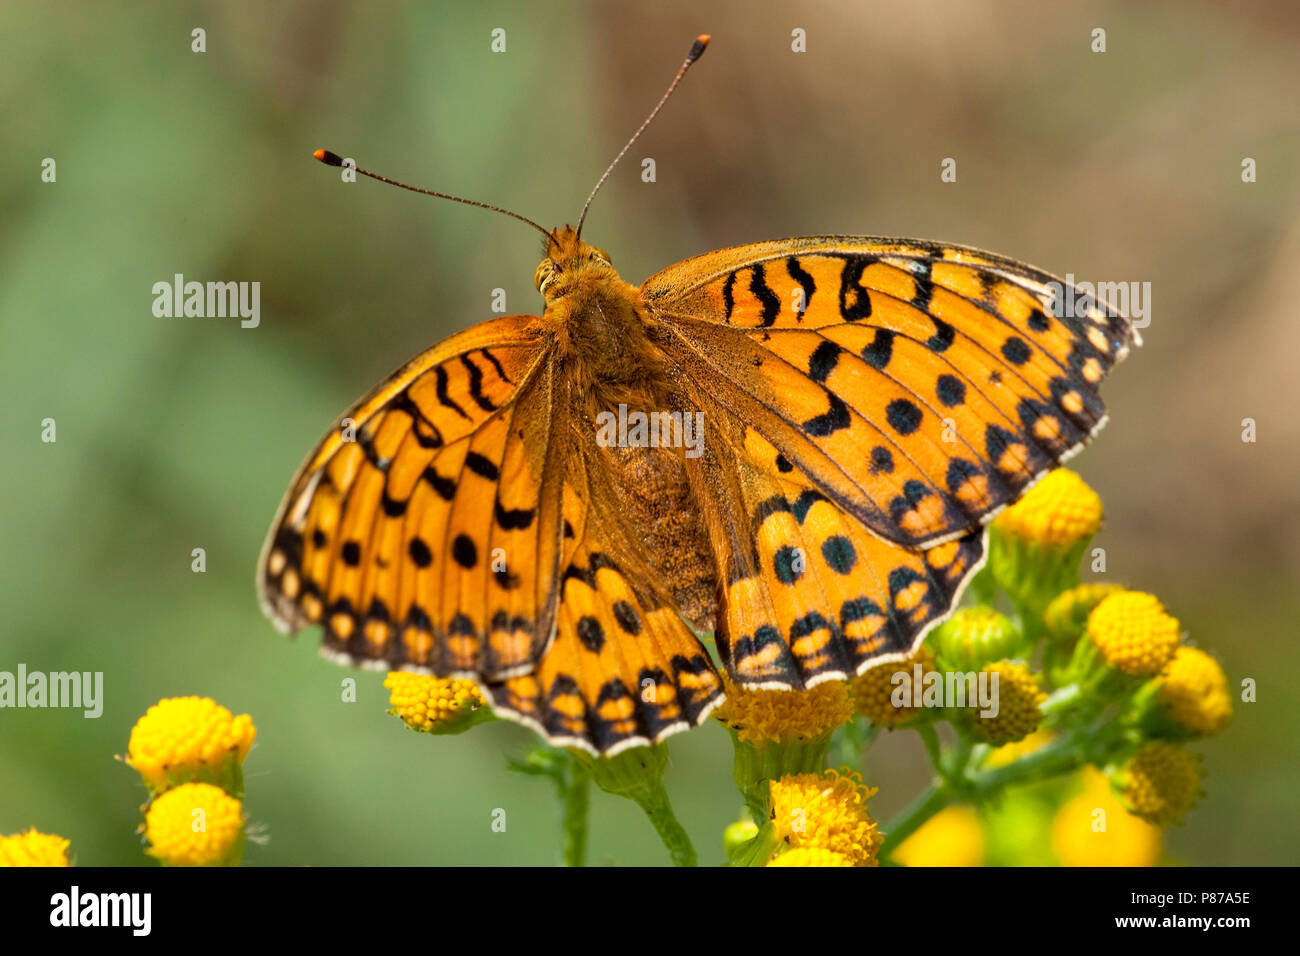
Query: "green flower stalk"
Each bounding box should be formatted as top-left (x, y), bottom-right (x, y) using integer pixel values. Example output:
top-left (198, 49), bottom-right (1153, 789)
top-left (574, 744), bottom-right (697, 867)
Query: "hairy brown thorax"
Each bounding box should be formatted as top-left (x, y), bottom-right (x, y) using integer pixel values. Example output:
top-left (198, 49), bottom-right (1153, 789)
top-left (535, 225), bottom-right (718, 629)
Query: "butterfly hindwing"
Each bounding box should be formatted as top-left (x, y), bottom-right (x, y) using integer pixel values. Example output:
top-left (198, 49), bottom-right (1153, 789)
top-left (484, 438), bottom-right (724, 755)
top-left (645, 237), bottom-right (1137, 548)
top-left (258, 315), bottom-right (568, 680)
top-left (682, 402), bottom-right (986, 689)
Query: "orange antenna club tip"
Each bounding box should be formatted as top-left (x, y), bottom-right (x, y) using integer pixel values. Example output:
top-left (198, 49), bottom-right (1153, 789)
top-left (313, 148), bottom-right (343, 167)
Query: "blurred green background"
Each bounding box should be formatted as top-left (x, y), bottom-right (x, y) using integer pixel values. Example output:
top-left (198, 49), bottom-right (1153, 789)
top-left (3, 0), bottom-right (1298, 865)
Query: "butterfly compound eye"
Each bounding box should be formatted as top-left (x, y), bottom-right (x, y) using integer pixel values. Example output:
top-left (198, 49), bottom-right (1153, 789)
top-left (590, 247), bottom-right (613, 266)
top-left (534, 259), bottom-right (556, 292)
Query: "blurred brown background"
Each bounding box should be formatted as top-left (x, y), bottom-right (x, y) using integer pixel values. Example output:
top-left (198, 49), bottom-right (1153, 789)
top-left (2, 0), bottom-right (1297, 864)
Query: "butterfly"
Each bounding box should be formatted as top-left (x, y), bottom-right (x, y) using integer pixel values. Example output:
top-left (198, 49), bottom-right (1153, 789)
top-left (258, 36), bottom-right (1137, 756)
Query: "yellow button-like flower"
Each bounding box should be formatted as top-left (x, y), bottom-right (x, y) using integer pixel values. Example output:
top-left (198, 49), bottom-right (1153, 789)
top-left (385, 672), bottom-right (486, 733)
top-left (893, 805), bottom-right (985, 866)
top-left (0, 829), bottom-right (71, 867)
top-left (851, 646), bottom-right (935, 727)
top-left (715, 679), bottom-right (854, 743)
top-left (767, 847), bottom-right (856, 867)
top-left (1157, 647), bottom-right (1232, 736)
top-left (1117, 743), bottom-right (1204, 825)
top-left (144, 782), bottom-right (244, 866)
top-left (984, 728), bottom-right (1055, 769)
top-left (1086, 591), bottom-right (1181, 676)
top-left (768, 769), bottom-right (882, 866)
top-left (965, 660), bottom-right (1046, 744)
top-left (1044, 583), bottom-right (1123, 637)
top-left (994, 468), bottom-right (1103, 548)
top-left (125, 697), bottom-right (256, 793)
top-left (1052, 768), bottom-right (1162, 866)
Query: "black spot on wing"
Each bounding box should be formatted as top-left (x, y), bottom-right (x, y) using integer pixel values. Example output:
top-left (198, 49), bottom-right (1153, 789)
top-left (886, 398), bottom-right (923, 435)
top-left (452, 534), bottom-right (478, 568)
top-left (477, 347), bottom-right (513, 385)
top-left (434, 365), bottom-right (470, 420)
top-left (422, 465), bottom-right (458, 501)
top-left (408, 537), bottom-right (433, 568)
top-left (1002, 336), bottom-right (1032, 365)
top-left (838, 255), bottom-right (875, 320)
top-left (773, 545), bottom-right (803, 585)
top-left (861, 329), bottom-right (894, 370)
top-left (791, 489), bottom-right (829, 523)
top-left (910, 260), bottom-right (933, 313)
top-left (870, 446), bottom-right (895, 475)
top-left (494, 500), bottom-right (536, 530)
top-left (576, 615), bottom-right (605, 653)
top-left (807, 341), bottom-right (842, 384)
top-left (925, 318), bottom-right (955, 353)
top-left (461, 354), bottom-right (498, 412)
top-left (786, 256), bottom-right (816, 318)
top-left (936, 374), bottom-right (966, 407)
top-left (802, 392), bottom-right (851, 436)
top-left (750, 263), bottom-right (781, 327)
top-left (464, 452), bottom-right (500, 481)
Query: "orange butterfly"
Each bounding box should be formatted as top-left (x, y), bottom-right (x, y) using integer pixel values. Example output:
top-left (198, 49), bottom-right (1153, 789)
top-left (258, 36), bottom-right (1136, 755)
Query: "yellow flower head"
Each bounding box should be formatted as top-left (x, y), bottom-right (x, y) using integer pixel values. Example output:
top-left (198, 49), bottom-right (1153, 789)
top-left (0, 829), bottom-right (71, 867)
top-left (715, 680), bottom-right (854, 743)
top-left (984, 728), bottom-right (1055, 769)
top-left (1044, 583), bottom-right (1123, 637)
top-left (893, 805), bottom-right (985, 866)
top-left (768, 768), bottom-right (882, 866)
top-left (144, 782), bottom-right (244, 866)
top-left (1117, 743), bottom-right (1204, 826)
top-left (1052, 768), bottom-right (1162, 866)
top-left (767, 847), bottom-right (856, 867)
top-left (851, 646), bottom-right (935, 727)
top-left (385, 672), bottom-right (486, 733)
top-left (126, 697), bottom-right (256, 793)
top-left (1157, 647), bottom-right (1232, 736)
top-left (965, 660), bottom-right (1046, 744)
top-left (1087, 591), bottom-right (1181, 676)
top-left (994, 468), bottom-right (1103, 548)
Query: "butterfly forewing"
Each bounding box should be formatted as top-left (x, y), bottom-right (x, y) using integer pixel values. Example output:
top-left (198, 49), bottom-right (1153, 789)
top-left (258, 315), bottom-right (567, 679)
top-left (645, 237), bottom-right (1136, 548)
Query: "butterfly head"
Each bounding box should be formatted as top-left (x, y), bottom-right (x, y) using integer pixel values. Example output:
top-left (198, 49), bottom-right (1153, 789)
top-left (535, 225), bottom-right (616, 301)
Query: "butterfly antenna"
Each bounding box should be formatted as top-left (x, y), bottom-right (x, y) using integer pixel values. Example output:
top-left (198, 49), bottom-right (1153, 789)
top-left (312, 149), bottom-right (553, 240)
top-left (575, 34), bottom-right (710, 239)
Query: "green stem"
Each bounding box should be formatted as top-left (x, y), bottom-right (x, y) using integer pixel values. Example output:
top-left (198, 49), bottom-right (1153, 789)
top-left (731, 822), bottom-right (782, 867)
top-left (970, 733), bottom-right (1084, 796)
top-left (941, 732), bottom-right (975, 786)
top-left (1040, 683), bottom-right (1083, 717)
top-left (561, 763), bottom-right (589, 868)
top-left (505, 746), bottom-right (591, 867)
top-left (630, 782), bottom-right (697, 867)
top-left (917, 724), bottom-right (943, 771)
